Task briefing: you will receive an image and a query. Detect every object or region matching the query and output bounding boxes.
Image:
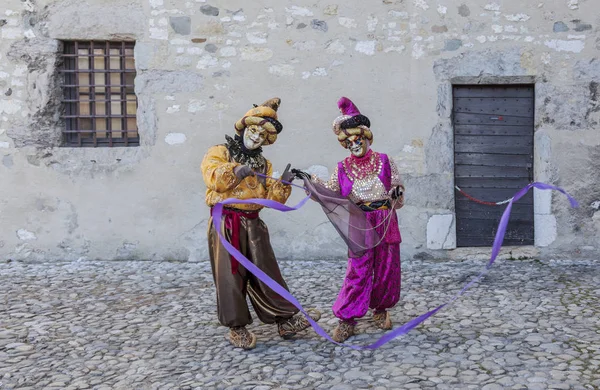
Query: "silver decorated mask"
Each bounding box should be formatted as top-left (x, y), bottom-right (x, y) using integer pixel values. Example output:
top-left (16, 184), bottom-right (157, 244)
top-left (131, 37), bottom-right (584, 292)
top-left (346, 135), bottom-right (369, 157)
top-left (243, 125), bottom-right (267, 150)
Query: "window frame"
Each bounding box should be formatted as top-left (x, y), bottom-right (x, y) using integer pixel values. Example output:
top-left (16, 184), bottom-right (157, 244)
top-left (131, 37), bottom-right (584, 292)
top-left (60, 40), bottom-right (139, 147)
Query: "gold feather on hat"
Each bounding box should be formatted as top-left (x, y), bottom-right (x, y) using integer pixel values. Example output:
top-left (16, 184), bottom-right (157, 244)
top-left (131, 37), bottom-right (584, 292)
top-left (259, 97), bottom-right (280, 112)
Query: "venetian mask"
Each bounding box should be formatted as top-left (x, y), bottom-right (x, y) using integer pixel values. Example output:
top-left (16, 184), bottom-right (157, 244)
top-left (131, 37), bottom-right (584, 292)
top-left (346, 135), bottom-right (370, 157)
top-left (243, 125), bottom-right (267, 150)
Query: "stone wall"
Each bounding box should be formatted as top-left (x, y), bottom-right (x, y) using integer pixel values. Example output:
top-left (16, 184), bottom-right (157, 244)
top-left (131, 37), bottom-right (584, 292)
top-left (1, 0), bottom-right (599, 262)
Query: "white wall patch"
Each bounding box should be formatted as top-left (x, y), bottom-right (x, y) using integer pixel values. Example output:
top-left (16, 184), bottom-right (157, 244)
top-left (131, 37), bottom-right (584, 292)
top-left (269, 64), bottom-right (295, 76)
top-left (414, 0), bottom-right (430, 10)
top-left (426, 215), bottom-right (456, 250)
top-left (505, 14), bottom-right (531, 22)
top-left (338, 17), bottom-right (357, 29)
top-left (165, 133), bottom-right (187, 145)
top-left (355, 41), bottom-right (376, 56)
top-left (17, 229), bottom-right (37, 241)
top-left (326, 39), bottom-right (346, 54)
top-left (241, 47), bottom-right (274, 61)
top-left (285, 6), bottom-right (313, 16)
top-left (484, 3), bottom-right (501, 11)
top-left (166, 105), bottom-right (180, 114)
top-left (544, 39), bottom-right (584, 53)
top-left (187, 99), bottom-right (207, 113)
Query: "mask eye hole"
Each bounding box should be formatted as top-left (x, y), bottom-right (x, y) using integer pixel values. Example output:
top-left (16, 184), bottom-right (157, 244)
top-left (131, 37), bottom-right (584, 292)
top-left (247, 126), bottom-right (262, 137)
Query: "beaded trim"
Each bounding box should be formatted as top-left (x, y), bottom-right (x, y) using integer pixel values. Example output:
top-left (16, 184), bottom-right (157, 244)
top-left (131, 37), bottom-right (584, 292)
top-left (342, 151), bottom-right (383, 182)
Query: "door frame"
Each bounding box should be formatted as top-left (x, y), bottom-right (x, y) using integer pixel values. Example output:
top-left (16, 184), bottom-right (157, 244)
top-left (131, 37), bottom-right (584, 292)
top-left (452, 83), bottom-right (535, 247)
top-left (428, 75), bottom-right (557, 250)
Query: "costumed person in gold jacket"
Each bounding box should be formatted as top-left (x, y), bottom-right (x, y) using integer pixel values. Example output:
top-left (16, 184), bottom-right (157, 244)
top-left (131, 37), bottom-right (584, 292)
top-left (201, 97), bottom-right (321, 350)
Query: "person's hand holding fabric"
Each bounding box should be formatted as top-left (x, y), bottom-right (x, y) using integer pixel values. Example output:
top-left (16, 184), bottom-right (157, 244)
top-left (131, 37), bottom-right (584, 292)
top-left (234, 165), bottom-right (255, 180)
top-left (389, 186), bottom-right (404, 209)
top-left (280, 163), bottom-right (295, 184)
top-left (291, 168), bottom-right (311, 181)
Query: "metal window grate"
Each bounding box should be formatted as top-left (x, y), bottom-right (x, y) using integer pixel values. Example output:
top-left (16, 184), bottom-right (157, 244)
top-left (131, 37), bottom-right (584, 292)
top-left (61, 41), bottom-right (139, 147)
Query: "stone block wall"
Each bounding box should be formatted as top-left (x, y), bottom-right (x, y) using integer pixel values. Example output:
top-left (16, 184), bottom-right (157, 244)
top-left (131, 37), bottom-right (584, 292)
top-left (1, 0), bottom-right (599, 261)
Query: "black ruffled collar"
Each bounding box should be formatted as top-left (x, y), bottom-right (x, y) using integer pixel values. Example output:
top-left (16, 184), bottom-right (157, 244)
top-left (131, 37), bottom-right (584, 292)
top-left (225, 135), bottom-right (267, 172)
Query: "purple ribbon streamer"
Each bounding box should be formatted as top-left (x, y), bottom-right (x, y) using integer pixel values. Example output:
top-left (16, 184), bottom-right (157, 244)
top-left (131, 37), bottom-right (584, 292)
top-left (489, 182), bottom-right (578, 268)
top-left (212, 181), bottom-right (578, 349)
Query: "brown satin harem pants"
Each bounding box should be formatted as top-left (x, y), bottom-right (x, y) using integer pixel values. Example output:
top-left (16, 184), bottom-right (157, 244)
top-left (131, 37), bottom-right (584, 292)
top-left (208, 211), bottom-right (298, 328)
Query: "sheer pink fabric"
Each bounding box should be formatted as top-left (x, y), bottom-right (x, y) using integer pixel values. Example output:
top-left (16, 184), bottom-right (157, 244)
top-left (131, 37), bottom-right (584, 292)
top-left (302, 178), bottom-right (380, 257)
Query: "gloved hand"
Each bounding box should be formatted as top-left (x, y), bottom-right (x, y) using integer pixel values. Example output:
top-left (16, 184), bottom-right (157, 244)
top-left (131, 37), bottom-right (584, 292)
top-left (390, 186), bottom-right (403, 200)
top-left (234, 165), bottom-right (255, 180)
top-left (390, 186), bottom-right (404, 209)
top-left (280, 163), bottom-right (295, 183)
top-left (291, 168), bottom-right (311, 180)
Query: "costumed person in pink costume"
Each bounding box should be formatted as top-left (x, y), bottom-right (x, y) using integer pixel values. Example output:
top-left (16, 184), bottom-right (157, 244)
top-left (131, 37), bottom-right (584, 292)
top-left (293, 97), bottom-right (404, 343)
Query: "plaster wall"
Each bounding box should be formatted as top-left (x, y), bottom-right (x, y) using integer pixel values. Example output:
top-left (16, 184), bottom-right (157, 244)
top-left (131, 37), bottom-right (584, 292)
top-left (1, 0), bottom-right (599, 261)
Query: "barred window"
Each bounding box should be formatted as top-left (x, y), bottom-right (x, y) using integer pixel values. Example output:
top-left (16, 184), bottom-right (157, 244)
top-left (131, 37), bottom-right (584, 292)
top-left (61, 41), bottom-right (139, 147)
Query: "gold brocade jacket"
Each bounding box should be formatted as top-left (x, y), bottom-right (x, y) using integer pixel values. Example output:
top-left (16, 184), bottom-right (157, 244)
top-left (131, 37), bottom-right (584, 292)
top-left (201, 145), bottom-right (292, 211)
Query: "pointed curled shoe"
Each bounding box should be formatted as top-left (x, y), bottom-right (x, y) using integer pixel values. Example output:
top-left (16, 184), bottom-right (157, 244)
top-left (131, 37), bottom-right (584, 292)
top-left (277, 309), bottom-right (322, 339)
top-left (332, 320), bottom-right (355, 343)
top-left (373, 311), bottom-right (393, 330)
top-left (228, 326), bottom-right (257, 350)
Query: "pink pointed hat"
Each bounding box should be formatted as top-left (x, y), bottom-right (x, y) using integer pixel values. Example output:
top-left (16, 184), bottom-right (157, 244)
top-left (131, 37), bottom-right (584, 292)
top-left (338, 96), bottom-right (362, 116)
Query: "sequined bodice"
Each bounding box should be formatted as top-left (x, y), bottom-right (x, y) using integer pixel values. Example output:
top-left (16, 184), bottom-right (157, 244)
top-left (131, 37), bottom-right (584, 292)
top-left (313, 150), bottom-right (404, 205)
top-left (348, 173), bottom-right (389, 203)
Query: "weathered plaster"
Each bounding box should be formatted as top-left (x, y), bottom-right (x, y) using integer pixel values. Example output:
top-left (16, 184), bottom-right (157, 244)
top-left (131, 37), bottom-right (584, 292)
top-left (426, 214), bottom-right (455, 250)
top-left (1, 0), bottom-right (599, 261)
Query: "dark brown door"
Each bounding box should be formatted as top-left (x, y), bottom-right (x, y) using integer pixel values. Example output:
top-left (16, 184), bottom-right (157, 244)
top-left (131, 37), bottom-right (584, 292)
top-left (453, 85), bottom-right (534, 247)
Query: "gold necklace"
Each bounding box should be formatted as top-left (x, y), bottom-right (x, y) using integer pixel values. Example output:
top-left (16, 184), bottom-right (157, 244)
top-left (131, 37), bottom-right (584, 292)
top-left (344, 152), bottom-right (382, 181)
top-left (244, 176), bottom-right (258, 189)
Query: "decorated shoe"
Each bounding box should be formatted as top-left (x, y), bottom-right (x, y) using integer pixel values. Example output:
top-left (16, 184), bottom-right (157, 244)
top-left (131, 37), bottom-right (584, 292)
top-left (277, 309), bottom-right (322, 339)
top-left (332, 320), bottom-right (355, 343)
top-left (228, 326), bottom-right (257, 350)
top-left (372, 311), bottom-right (393, 330)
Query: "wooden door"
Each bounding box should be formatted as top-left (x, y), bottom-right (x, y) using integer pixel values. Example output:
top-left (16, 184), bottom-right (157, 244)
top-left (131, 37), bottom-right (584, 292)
top-left (453, 85), bottom-right (534, 247)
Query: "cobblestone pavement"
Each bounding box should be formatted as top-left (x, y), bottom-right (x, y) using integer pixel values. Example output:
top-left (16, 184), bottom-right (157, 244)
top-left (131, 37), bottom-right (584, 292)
top-left (1, 258), bottom-right (599, 390)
